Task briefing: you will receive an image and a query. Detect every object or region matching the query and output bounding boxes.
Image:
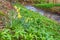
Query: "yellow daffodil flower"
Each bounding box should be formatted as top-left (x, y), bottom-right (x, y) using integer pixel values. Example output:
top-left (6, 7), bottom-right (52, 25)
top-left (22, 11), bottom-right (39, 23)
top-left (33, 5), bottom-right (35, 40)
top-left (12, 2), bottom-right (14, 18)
top-left (17, 14), bottom-right (22, 18)
top-left (14, 6), bottom-right (17, 9)
top-left (14, 6), bottom-right (22, 19)
top-left (17, 8), bottom-right (20, 12)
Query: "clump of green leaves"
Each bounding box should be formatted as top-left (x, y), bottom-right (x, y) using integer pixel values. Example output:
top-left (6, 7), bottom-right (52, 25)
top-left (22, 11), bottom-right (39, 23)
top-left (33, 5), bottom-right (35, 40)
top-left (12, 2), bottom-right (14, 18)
top-left (0, 3), bottom-right (60, 40)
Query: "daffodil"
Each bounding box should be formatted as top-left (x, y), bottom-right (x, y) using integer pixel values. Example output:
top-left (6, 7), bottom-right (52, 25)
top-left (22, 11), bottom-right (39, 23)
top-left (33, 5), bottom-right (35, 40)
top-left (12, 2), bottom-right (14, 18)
top-left (17, 13), bottom-right (22, 18)
top-left (17, 8), bottom-right (20, 12)
top-left (14, 6), bottom-right (22, 19)
top-left (14, 6), bottom-right (17, 9)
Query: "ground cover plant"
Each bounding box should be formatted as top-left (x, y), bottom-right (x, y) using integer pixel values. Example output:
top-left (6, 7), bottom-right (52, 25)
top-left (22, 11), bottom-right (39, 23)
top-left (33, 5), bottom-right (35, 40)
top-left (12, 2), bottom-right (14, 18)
top-left (0, 3), bottom-right (60, 40)
top-left (33, 3), bottom-right (60, 8)
top-left (33, 3), bottom-right (54, 9)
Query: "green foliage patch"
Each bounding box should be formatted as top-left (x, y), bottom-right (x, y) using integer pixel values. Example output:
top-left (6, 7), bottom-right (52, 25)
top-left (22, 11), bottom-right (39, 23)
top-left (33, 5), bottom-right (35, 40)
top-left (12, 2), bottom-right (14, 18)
top-left (54, 4), bottom-right (60, 6)
top-left (0, 3), bottom-right (60, 40)
top-left (33, 3), bottom-right (60, 9)
top-left (33, 3), bottom-right (54, 9)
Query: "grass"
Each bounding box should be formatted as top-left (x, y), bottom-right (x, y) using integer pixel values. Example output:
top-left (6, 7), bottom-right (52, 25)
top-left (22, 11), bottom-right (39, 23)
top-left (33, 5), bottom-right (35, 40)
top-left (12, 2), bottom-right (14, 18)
top-left (0, 3), bottom-right (60, 40)
top-left (33, 3), bottom-right (60, 8)
top-left (33, 3), bottom-right (54, 9)
top-left (55, 3), bottom-right (60, 6)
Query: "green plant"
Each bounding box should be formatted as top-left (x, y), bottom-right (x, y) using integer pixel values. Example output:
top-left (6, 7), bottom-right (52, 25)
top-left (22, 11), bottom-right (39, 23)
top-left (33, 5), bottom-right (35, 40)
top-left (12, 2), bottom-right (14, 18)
top-left (0, 3), bottom-right (60, 40)
top-left (33, 3), bottom-right (54, 9)
top-left (54, 4), bottom-right (60, 6)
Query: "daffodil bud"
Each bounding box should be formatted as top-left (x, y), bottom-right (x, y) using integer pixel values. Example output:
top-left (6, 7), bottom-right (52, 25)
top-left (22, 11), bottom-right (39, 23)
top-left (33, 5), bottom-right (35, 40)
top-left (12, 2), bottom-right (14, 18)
top-left (14, 6), bottom-right (17, 9)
